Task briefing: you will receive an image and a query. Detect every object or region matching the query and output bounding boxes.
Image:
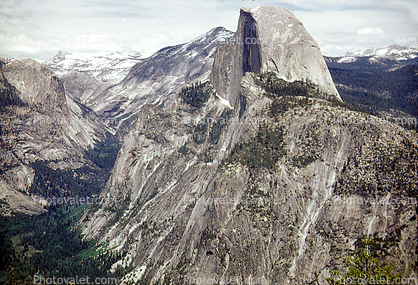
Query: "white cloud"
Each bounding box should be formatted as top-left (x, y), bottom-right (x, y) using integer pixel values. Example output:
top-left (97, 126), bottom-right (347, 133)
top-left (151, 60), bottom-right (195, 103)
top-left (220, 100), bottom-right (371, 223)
top-left (357, 27), bottom-right (385, 36)
top-left (0, 33), bottom-right (51, 61)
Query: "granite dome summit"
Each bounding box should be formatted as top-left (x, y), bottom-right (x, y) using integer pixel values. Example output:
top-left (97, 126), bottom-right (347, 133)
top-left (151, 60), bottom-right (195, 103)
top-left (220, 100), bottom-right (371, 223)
top-left (211, 6), bottom-right (340, 107)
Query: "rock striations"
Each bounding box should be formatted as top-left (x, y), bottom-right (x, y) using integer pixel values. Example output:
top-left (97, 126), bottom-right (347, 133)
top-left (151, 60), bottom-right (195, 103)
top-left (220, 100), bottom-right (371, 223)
top-left (211, 6), bottom-right (340, 108)
top-left (1, 5), bottom-right (415, 285)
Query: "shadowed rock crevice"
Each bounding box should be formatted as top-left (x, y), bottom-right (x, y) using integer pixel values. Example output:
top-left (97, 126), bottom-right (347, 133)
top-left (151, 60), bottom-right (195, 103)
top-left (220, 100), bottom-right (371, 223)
top-left (241, 10), bottom-right (261, 74)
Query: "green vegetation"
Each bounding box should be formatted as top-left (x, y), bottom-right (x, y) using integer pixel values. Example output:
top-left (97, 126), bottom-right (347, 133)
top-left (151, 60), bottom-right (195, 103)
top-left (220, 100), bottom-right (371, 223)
top-left (252, 72), bottom-right (324, 99)
top-left (178, 145), bottom-right (191, 156)
top-left (0, 134), bottom-right (125, 284)
top-left (327, 237), bottom-right (402, 285)
top-left (179, 81), bottom-right (213, 108)
top-left (191, 109), bottom-right (232, 147)
top-left (0, 206), bottom-right (128, 284)
top-left (223, 124), bottom-right (286, 170)
top-left (28, 161), bottom-right (102, 199)
top-left (223, 73), bottom-right (334, 171)
top-left (85, 135), bottom-right (122, 170)
top-left (201, 230), bottom-right (217, 242)
top-left (292, 154), bottom-right (318, 168)
top-left (269, 95), bottom-right (310, 117)
top-left (29, 134), bottom-right (121, 200)
top-left (192, 122), bottom-right (208, 144)
top-left (253, 72), bottom-right (356, 114)
top-left (335, 136), bottom-right (418, 198)
top-left (209, 109), bottom-right (232, 144)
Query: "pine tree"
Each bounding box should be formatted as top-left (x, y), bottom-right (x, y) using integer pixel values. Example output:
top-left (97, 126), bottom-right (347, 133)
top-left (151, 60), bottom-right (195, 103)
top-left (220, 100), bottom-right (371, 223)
top-left (327, 237), bottom-right (402, 285)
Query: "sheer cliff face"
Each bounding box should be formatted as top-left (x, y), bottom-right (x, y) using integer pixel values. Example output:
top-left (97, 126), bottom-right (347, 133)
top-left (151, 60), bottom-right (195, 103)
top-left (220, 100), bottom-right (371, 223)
top-left (3, 59), bottom-right (69, 115)
top-left (211, 6), bottom-right (340, 108)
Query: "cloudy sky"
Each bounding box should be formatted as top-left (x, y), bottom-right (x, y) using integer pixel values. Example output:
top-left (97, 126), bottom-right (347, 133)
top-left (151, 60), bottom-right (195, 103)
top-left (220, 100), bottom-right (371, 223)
top-left (1, 0), bottom-right (417, 62)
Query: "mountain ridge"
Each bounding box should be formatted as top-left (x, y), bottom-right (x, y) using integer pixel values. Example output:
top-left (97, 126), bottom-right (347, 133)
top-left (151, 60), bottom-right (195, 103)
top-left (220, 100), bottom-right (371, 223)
top-left (1, 5), bottom-right (416, 285)
top-left (329, 44), bottom-right (418, 64)
top-left (49, 27), bottom-right (234, 136)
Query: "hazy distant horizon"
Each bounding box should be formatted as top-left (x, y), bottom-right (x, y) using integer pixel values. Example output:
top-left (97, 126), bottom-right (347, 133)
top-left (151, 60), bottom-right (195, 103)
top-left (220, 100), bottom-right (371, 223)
top-left (1, 0), bottom-right (417, 62)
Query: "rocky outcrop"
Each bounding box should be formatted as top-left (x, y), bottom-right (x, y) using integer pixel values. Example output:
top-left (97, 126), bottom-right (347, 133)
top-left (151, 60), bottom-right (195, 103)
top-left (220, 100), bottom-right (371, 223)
top-left (211, 6), bottom-right (340, 108)
top-left (3, 58), bottom-right (69, 114)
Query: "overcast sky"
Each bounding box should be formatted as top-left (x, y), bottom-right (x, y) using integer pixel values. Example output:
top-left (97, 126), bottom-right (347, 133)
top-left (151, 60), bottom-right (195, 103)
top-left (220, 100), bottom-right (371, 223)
top-left (1, 0), bottom-right (417, 62)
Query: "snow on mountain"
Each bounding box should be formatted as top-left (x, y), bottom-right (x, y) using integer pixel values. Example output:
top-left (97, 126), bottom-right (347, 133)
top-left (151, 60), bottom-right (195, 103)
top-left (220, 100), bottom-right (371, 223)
top-left (90, 27), bottom-right (234, 134)
top-left (45, 51), bottom-right (143, 84)
top-left (43, 28), bottom-right (234, 136)
top-left (44, 51), bottom-right (143, 106)
top-left (337, 45), bottom-right (418, 63)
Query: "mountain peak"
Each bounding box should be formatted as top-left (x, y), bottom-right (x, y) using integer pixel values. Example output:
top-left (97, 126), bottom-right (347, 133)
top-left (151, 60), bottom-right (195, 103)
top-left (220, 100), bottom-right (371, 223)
top-left (211, 5), bottom-right (340, 107)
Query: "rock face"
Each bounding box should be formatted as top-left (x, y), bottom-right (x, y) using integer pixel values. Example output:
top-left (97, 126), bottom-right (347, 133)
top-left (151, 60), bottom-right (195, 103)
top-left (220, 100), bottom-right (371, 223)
top-left (3, 58), bottom-right (69, 114)
top-left (76, 6), bottom-right (417, 282)
top-left (0, 58), bottom-right (106, 215)
top-left (5, 5), bottom-right (413, 284)
top-left (211, 6), bottom-right (340, 107)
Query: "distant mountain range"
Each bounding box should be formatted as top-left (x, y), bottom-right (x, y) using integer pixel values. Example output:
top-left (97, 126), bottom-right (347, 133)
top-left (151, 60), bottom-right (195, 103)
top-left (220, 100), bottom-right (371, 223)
top-left (334, 45), bottom-right (418, 64)
top-left (45, 51), bottom-right (144, 84)
top-left (45, 27), bottom-right (235, 136)
top-left (325, 45), bottom-right (418, 121)
top-left (44, 42), bottom-right (418, 129)
top-left (44, 51), bottom-right (144, 118)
